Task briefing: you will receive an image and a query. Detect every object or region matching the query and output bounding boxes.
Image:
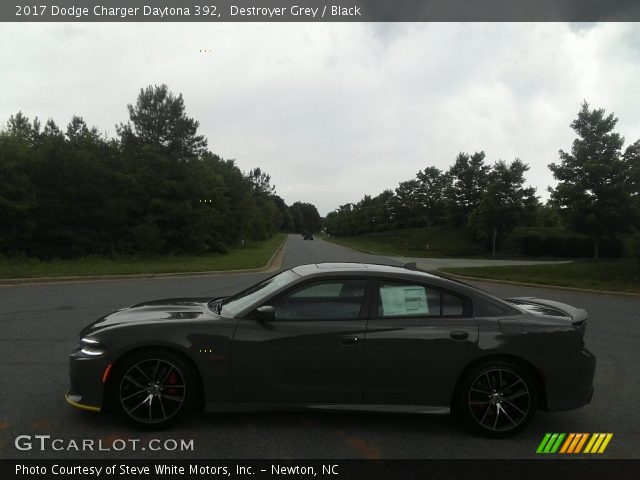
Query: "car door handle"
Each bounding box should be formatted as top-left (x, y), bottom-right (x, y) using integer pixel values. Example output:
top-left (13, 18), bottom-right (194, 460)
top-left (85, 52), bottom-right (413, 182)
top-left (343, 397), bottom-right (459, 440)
top-left (339, 335), bottom-right (360, 345)
top-left (449, 331), bottom-right (469, 341)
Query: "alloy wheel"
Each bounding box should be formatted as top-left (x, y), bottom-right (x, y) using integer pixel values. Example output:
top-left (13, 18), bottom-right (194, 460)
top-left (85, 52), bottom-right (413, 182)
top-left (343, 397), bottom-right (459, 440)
top-left (467, 368), bottom-right (531, 432)
top-left (119, 358), bottom-right (187, 425)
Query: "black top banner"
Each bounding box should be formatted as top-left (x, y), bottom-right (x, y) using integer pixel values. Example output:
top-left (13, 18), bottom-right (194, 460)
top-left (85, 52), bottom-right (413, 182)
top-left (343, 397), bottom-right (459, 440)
top-left (4, 0), bottom-right (640, 22)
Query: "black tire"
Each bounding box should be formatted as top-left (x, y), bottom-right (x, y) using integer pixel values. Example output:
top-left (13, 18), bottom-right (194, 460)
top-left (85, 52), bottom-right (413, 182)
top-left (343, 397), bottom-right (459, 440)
top-left (453, 360), bottom-right (538, 437)
top-left (110, 350), bottom-right (195, 429)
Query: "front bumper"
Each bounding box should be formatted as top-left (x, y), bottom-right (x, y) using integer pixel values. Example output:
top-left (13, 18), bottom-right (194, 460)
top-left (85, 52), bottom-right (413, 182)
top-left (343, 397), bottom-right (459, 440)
top-left (65, 392), bottom-right (101, 412)
top-left (66, 351), bottom-right (109, 412)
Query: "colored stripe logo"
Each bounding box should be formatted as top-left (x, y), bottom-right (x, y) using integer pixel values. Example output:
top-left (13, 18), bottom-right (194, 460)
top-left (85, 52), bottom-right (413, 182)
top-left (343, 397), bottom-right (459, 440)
top-left (536, 433), bottom-right (613, 454)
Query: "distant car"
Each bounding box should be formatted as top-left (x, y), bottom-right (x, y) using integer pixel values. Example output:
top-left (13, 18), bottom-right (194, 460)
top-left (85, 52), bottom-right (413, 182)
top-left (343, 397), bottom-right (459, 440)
top-left (66, 263), bottom-right (595, 436)
top-left (302, 231), bottom-right (313, 240)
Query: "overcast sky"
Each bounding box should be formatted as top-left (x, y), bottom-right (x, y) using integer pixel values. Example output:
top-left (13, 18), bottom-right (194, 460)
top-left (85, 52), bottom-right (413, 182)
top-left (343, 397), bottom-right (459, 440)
top-left (2, 22), bottom-right (640, 215)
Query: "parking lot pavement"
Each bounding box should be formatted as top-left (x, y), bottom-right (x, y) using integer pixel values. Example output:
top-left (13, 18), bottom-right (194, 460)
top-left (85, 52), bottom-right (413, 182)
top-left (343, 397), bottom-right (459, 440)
top-left (0, 235), bottom-right (637, 459)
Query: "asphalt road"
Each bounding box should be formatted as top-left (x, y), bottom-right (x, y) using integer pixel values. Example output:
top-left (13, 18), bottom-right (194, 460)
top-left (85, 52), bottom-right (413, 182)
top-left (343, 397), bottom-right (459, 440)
top-left (0, 235), bottom-right (638, 459)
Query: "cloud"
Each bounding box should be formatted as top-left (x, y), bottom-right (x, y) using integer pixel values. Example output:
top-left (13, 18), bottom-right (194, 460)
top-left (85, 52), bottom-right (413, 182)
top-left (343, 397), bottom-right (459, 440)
top-left (1, 22), bottom-right (639, 215)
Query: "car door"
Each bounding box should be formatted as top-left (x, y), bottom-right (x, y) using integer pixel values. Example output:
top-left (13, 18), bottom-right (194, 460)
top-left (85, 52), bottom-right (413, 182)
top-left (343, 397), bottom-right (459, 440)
top-left (232, 277), bottom-right (371, 404)
top-left (363, 279), bottom-right (479, 406)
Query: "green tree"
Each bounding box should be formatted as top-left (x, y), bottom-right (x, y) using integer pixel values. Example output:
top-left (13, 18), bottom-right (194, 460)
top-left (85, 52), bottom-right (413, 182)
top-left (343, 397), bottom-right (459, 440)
top-left (66, 115), bottom-right (101, 145)
top-left (324, 203), bottom-right (352, 236)
top-left (469, 159), bottom-right (538, 256)
top-left (372, 190), bottom-right (395, 231)
top-left (624, 139), bottom-right (640, 226)
top-left (6, 112), bottom-right (33, 141)
top-left (247, 167), bottom-right (276, 196)
top-left (415, 166), bottom-right (451, 226)
top-left (535, 202), bottom-right (561, 227)
top-left (393, 180), bottom-right (420, 228)
top-left (43, 119), bottom-right (64, 139)
top-left (447, 151), bottom-right (490, 226)
top-left (118, 84), bottom-right (207, 159)
top-left (0, 116), bottom-right (37, 253)
top-left (549, 102), bottom-right (635, 258)
top-left (291, 202), bottom-right (322, 233)
top-left (289, 203), bottom-right (305, 233)
top-left (0, 91), bottom-right (293, 259)
top-left (272, 195), bottom-right (295, 232)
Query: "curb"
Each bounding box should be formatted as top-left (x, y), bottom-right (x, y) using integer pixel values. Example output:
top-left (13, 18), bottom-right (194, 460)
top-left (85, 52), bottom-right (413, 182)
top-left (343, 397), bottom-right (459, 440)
top-left (438, 271), bottom-right (640, 298)
top-left (0, 239), bottom-right (286, 287)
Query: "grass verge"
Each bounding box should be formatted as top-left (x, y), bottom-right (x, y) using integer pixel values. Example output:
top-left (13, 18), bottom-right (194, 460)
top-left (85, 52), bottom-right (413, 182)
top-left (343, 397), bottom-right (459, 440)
top-left (441, 259), bottom-right (640, 294)
top-left (0, 233), bottom-right (286, 279)
top-left (324, 227), bottom-right (485, 258)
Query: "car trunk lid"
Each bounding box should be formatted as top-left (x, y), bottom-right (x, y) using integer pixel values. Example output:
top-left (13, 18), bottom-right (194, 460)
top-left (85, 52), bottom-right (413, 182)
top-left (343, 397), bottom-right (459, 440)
top-left (506, 297), bottom-right (588, 325)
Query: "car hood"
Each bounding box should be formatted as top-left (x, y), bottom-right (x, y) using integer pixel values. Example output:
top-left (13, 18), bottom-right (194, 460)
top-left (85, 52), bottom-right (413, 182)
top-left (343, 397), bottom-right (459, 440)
top-left (81, 298), bottom-right (214, 335)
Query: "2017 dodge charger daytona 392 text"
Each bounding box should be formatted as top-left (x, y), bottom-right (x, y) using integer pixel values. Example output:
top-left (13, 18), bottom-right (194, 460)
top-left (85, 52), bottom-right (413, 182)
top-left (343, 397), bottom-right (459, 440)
top-left (66, 263), bottom-right (596, 436)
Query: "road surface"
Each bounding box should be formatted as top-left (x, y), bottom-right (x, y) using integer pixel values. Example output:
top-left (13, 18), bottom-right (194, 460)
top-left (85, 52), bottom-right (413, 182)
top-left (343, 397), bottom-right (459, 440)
top-left (0, 235), bottom-right (637, 459)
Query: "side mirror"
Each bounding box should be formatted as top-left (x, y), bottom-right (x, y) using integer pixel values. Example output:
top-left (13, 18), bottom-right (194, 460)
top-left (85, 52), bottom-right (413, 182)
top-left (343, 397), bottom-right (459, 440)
top-left (255, 305), bottom-right (275, 322)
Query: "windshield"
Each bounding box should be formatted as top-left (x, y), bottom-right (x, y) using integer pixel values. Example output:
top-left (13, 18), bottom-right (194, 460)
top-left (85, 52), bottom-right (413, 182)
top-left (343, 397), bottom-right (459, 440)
top-left (220, 269), bottom-right (299, 317)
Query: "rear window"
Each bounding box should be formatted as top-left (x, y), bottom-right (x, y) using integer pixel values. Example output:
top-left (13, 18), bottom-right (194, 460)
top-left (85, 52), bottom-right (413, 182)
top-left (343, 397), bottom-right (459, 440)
top-left (473, 296), bottom-right (521, 317)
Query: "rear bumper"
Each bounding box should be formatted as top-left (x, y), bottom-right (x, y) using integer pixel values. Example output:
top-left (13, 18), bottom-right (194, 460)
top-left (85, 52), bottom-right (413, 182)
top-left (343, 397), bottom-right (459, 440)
top-left (542, 348), bottom-right (596, 412)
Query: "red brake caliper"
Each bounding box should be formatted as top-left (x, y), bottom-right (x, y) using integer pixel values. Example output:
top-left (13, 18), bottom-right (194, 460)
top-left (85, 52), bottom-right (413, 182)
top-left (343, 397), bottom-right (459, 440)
top-left (166, 371), bottom-right (178, 395)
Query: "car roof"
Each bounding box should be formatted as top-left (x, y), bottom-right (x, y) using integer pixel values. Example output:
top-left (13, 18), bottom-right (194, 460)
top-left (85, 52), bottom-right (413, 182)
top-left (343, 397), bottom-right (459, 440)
top-left (289, 262), bottom-right (500, 300)
top-left (292, 262), bottom-right (440, 279)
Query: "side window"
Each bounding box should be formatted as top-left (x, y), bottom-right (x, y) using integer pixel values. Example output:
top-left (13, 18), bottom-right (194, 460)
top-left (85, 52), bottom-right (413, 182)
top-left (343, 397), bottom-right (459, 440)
top-left (290, 282), bottom-right (343, 298)
top-left (272, 279), bottom-right (366, 321)
top-left (377, 282), bottom-right (464, 318)
top-left (442, 292), bottom-right (464, 316)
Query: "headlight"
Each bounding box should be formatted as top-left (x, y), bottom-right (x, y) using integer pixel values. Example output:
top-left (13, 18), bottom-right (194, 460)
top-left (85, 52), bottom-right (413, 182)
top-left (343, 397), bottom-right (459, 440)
top-left (79, 337), bottom-right (106, 356)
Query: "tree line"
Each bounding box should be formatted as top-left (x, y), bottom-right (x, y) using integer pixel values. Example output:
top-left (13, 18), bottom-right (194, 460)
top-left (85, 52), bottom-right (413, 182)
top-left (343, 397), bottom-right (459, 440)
top-left (0, 84), bottom-right (321, 259)
top-left (324, 102), bottom-right (640, 258)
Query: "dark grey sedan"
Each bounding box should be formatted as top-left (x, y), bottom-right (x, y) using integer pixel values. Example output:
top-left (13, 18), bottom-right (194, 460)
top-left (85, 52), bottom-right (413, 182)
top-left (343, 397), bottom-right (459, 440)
top-left (66, 263), bottom-right (595, 436)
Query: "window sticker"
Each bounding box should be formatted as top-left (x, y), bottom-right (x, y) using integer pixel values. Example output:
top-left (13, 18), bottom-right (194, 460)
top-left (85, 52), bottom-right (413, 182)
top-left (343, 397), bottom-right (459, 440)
top-left (380, 285), bottom-right (428, 316)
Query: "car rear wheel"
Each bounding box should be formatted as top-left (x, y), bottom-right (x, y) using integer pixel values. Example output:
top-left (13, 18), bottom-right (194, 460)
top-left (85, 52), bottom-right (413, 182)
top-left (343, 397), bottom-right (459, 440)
top-left (112, 350), bottom-right (194, 429)
top-left (454, 360), bottom-right (538, 437)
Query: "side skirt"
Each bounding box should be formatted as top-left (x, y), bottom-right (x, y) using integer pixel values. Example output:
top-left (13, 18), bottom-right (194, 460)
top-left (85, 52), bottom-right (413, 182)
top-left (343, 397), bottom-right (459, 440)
top-left (204, 403), bottom-right (450, 415)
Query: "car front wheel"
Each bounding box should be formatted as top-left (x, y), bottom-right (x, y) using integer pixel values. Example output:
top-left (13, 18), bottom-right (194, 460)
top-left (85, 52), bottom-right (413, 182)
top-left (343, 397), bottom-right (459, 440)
top-left (454, 360), bottom-right (538, 437)
top-left (112, 350), bottom-right (194, 429)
